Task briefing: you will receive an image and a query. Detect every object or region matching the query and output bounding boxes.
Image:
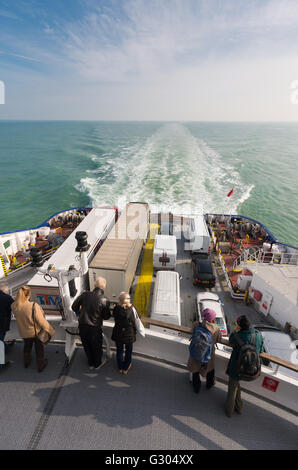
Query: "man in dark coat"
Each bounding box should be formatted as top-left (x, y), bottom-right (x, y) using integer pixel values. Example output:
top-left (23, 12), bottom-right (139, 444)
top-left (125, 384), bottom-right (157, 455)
top-left (72, 277), bottom-right (111, 370)
top-left (0, 284), bottom-right (14, 371)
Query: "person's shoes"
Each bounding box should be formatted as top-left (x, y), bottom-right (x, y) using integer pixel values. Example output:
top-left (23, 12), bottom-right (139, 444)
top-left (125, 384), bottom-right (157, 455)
top-left (94, 357), bottom-right (107, 371)
top-left (206, 381), bottom-right (215, 390)
top-left (24, 354), bottom-right (31, 368)
top-left (193, 385), bottom-right (201, 394)
top-left (38, 358), bottom-right (48, 373)
top-left (122, 363), bottom-right (132, 375)
top-left (235, 407), bottom-right (242, 415)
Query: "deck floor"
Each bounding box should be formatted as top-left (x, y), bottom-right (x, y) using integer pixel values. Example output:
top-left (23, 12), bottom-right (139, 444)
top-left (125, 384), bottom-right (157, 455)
top-left (1, 342), bottom-right (297, 450)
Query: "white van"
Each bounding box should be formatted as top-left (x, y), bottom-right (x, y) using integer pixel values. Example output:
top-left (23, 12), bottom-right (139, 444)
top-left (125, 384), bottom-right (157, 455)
top-left (184, 216), bottom-right (210, 255)
top-left (150, 271), bottom-right (181, 336)
top-left (153, 234), bottom-right (177, 272)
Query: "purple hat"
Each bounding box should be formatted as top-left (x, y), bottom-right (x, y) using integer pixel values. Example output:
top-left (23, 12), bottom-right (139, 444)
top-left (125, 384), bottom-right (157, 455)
top-left (202, 308), bottom-right (216, 322)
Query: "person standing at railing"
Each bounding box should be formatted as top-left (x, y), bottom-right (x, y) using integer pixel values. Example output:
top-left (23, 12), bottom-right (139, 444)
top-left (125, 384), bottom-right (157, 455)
top-left (111, 292), bottom-right (140, 375)
top-left (72, 277), bottom-right (111, 371)
top-left (0, 284), bottom-right (14, 372)
top-left (224, 315), bottom-right (264, 417)
top-left (188, 308), bottom-right (223, 393)
top-left (11, 286), bottom-right (54, 372)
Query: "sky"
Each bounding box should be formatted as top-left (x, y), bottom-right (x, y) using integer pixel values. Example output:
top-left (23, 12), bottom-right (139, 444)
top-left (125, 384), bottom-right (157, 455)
top-left (1, 0), bottom-right (298, 121)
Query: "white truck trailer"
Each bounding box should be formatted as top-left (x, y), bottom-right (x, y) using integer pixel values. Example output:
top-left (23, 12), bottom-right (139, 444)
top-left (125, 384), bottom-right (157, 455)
top-left (184, 215), bottom-right (211, 256)
top-left (150, 270), bottom-right (181, 336)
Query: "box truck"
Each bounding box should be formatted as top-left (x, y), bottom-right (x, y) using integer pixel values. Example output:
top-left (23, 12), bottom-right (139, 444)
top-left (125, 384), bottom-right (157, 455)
top-left (184, 215), bottom-right (211, 256)
top-left (88, 202), bottom-right (149, 301)
top-left (150, 270), bottom-right (181, 336)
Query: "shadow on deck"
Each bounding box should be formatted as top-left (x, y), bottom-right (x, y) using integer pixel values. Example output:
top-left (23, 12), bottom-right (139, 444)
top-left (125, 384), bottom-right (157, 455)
top-left (1, 342), bottom-right (297, 450)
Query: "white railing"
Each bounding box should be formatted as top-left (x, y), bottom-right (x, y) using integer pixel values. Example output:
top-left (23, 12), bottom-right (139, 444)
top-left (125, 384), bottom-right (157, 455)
top-left (4, 317), bottom-right (298, 414)
top-left (233, 249), bottom-right (298, 271)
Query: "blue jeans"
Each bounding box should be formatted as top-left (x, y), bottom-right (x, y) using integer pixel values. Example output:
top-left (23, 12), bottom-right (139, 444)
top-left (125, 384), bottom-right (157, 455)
top-left (116, 343), bottom-right (133, 371)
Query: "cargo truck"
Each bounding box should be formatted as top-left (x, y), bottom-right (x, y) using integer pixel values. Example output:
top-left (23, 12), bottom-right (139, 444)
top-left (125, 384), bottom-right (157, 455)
top-left (150, 270), bottom-right (181, 336)
top-left (88, 202), bottom-right (149, 301)
top-left (184, 215), bottom-right (211, 256)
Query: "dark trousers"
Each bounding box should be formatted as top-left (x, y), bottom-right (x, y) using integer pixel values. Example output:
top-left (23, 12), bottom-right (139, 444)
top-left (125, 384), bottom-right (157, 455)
top-left (225, 377), bottom-right (243, 417)
top-left (23, 337), bottom-right (45, 370)
top-left (116, 343), bottom-right (133, 371)
top-left (193, 369), bottom-right (215, 393)
top-left (79, 325), bottom-right (103, 368)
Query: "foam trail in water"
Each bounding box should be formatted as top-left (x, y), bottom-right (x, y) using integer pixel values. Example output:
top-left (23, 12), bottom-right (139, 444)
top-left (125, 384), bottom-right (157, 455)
top-left (77, 123), bottom-right (253, 215)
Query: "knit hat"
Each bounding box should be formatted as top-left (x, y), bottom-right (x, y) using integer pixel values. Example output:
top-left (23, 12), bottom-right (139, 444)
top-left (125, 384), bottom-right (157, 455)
top-left (237, 315), bottom-right (250, 330)
top-left (202, 308), bottom-right (216, 322)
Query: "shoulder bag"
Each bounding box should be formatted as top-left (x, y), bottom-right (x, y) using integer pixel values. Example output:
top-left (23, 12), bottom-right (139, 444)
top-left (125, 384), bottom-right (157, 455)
top-left (132, 306), bottom-right (146, 338)
top-left (32, 303), bottom-right (52, 345)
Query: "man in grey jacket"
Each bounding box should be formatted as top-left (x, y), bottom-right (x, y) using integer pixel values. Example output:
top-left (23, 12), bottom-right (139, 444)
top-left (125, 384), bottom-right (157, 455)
top-left (72, 277), bottom-right (111, 370)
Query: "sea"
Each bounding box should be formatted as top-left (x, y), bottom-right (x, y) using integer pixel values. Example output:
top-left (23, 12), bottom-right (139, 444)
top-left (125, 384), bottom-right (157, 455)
top-left (0, 120), bottom-right (297, 247)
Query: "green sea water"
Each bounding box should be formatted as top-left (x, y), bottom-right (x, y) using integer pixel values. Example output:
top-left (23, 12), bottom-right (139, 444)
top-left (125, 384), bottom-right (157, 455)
top-left (0, 121), bottom-right (297, 246)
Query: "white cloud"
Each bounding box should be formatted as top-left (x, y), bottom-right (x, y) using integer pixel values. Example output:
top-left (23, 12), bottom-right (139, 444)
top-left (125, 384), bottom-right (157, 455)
top-left (2, 0), bottom-right (298, 120)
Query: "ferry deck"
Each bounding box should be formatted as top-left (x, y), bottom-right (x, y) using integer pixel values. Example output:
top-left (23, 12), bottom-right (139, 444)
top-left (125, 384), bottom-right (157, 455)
top-left (1, 215), bottom-right (297, 451)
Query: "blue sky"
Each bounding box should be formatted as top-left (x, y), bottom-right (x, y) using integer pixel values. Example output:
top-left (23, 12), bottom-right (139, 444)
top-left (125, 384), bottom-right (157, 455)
top-left (1, 0), bottom-right (298, 120)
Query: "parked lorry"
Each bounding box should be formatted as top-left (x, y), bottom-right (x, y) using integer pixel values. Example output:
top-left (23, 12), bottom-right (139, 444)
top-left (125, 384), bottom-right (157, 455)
top-left (184, 215), bottom-right (211, 256)
top-left (150, 270), bottom-right (181, 336)
top-left (88, 202), bottom-right (149, 301)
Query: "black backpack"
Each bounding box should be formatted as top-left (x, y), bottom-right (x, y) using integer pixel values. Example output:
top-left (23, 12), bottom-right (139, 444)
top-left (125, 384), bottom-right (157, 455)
top-left (234, 333), bottom-right (261, 381)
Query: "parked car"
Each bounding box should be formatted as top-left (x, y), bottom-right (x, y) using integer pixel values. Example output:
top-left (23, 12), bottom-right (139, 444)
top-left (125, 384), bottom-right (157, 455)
top-left (254, 324), bottom-right (298, 379)
top-left (196, 292), bottom-right (228, 336)
top-left (191, 257), bottom-right (216, 287)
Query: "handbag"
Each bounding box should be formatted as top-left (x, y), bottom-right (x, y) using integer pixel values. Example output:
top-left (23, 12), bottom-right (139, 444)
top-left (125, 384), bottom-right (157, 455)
top-left (32, 303), bottom-right (52, 345)
top-left (132, 306), bottom-right (146, 338)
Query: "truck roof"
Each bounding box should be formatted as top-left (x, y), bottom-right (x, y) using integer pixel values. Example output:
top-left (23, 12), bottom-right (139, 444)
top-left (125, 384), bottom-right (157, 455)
top-left (154, 234), bottom-right (177, 251)
top-left (151, 271), bottom-right (181, 320)
top-left (89, 238), bottom-right (138, 271)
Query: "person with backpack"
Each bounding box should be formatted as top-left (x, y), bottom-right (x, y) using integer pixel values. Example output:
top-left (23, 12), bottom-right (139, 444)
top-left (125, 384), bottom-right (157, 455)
top-left (225, 314), bottom-right (264, 417)
top-left (188, 308), bottom-right (222, 394)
